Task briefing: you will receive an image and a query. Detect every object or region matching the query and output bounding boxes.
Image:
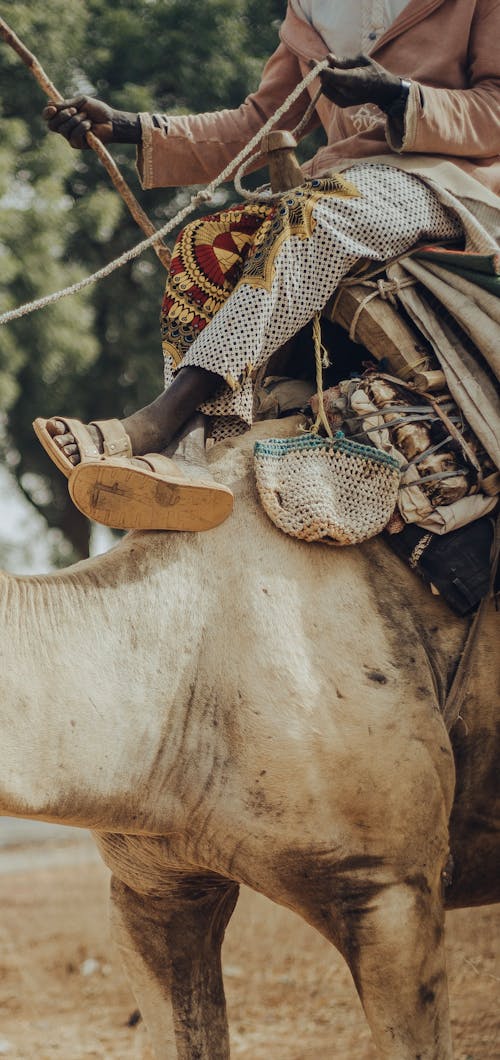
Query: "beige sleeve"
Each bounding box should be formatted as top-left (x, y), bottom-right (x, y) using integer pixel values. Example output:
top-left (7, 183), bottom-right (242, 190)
top-left (135, 41), bottom-right (312, 189)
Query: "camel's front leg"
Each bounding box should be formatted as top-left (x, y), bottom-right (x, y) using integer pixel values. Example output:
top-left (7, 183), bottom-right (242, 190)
top-left (282, 743), bottom-right (455, 1060)
top-left (337, 872), bottom-right (453, 1059)
top-left (109, 872), bottom-right (239, 1060)
top-left (292, 849), bottom-right (453, 1060)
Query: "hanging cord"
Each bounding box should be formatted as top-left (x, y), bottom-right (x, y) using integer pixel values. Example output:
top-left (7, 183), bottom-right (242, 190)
top-left (0, 60), bottom-right (329, 328)
top-left (310, 313), bottom-right (333, 438)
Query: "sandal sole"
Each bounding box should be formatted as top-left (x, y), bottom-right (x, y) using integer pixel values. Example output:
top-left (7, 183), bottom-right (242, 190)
top-left (68, 459), bottom-right (233, 531)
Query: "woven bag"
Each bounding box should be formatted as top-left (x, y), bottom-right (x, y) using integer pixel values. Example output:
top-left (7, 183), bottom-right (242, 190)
top-left (254, 431), bottom-right (402, 545)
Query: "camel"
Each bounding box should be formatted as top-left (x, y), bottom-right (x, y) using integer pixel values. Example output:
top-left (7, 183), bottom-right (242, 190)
top-left (0, 417), bottom-right (498, 1060)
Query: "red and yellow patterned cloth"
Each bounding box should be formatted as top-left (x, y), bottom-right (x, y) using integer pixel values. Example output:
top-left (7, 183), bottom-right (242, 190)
top-left (160, 176), bottom-right (359, 371)
top-left (160, 200), bottom-right (272, 368)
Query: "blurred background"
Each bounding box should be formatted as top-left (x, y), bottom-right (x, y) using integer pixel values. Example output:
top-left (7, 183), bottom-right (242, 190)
top-left (0, 0), bottom-right (287, 569)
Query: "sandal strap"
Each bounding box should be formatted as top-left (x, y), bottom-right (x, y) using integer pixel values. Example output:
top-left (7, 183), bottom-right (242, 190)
top-left (137, 453), bottom-right (186, 478)
top-left (61, 418), bottom-right (100, 460)
top-left (91, 419), bottom-right (132, 459)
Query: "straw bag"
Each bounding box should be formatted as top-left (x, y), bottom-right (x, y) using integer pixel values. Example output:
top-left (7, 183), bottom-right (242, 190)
top-left (254, 431), bottom-right (402, 545)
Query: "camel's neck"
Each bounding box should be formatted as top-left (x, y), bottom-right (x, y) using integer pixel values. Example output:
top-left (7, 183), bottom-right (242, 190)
top-left (0, 536), bottom-right (208, 831)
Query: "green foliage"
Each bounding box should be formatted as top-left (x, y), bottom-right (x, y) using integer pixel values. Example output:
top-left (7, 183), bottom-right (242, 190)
top-left (0, 0), bottom-right (287, 560)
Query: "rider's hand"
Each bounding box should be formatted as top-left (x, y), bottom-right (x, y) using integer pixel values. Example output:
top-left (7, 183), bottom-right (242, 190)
top-left (319, 54), bottom-right (403, 111)
top-left (43, 96), bottom-right (114, 148)
top-left (43, 97), bottom-right (141, 148)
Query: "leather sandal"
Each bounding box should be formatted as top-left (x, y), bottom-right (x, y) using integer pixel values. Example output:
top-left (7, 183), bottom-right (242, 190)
top-left (33, 417), bottom-right (132, 478)
top-left (68, 453), bottom-right (233, 532)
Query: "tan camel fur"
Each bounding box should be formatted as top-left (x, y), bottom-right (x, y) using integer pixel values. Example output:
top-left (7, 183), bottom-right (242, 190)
top-left (0, 419), bottom-right (498, 1059)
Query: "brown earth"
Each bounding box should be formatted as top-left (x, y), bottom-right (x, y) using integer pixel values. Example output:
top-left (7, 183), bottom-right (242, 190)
top-left (0, 834), bottom-right (498, 1059)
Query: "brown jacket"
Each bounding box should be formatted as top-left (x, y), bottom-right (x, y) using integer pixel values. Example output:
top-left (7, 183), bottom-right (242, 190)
top-left (137, 0), bottom-right (500, 198)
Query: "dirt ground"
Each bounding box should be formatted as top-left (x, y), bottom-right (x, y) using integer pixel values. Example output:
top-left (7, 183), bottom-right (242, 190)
top-left (0, 832), bottom-right (498, 1060)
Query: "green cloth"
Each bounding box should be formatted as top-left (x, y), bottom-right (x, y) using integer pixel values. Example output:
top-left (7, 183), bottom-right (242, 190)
top-left (415, 248), bottom-right (500, 297)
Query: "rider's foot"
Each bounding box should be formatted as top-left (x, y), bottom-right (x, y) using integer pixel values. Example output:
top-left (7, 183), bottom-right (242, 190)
top-left (45, 366), bottom-right (221, 467)
top-left (46, 418), bottom-right (105, 467)
top-left (45, 413), bottom-right (162, 467)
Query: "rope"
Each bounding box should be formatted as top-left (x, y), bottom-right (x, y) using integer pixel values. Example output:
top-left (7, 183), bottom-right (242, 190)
top-left (0, 190), bottom-right (212, 326)
top-left (310, 313), bottom-right (333, 438)
top-left (234, 78), bottom-right (326, 201)
top-left (0, 60), bottom-right (329, 328)
top-left (342, 276), bottom-right (417, 343)
top-left (408, 533), bottom-right (433, 569)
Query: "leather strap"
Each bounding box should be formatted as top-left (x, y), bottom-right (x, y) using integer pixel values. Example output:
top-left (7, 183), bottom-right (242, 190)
top-left (135, 453), bottom-right (186, 479)
top-left (91, 418), bottom-right (132, 458)
top-left (60, 418), bottom-right (100, 459)
top-left (443, 509), bottom-right (500, 731)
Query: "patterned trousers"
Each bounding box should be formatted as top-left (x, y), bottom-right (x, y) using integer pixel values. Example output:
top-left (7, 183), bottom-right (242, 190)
top-left (160, 163), bottom-right (462, 439)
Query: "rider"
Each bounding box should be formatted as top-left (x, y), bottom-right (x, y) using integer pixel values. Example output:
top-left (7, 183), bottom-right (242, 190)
top-left (38, 0), bottom-right (500, 531)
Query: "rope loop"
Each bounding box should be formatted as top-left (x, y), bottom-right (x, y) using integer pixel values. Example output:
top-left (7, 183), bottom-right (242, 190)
top-left (376, 277), bottom-right (396, 304)
top-left (234, 74), bottom-right (327, 202)
top-left (331, 273), bottom-right (418, 343)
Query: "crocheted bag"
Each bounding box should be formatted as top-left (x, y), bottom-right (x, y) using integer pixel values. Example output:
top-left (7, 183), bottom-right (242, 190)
top-left (254, 431), bottom-right (402, 545)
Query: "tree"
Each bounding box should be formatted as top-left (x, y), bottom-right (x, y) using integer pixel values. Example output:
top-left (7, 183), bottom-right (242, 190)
top-left (0, 1), bottom-right (287, 560)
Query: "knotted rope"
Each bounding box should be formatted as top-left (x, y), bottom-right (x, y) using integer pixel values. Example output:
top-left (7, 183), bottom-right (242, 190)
top-left (344, 276), bottom-right (417, 343)
top-left (310, 313), bottom-right (333, 438)
top-left (328, 262), bottom-right (418, 343)
top-left (0, 58), bottom-right (329, 328)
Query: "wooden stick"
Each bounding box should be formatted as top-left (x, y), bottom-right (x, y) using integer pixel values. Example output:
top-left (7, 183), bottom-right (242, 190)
top-left (413, 369), bottom-right (446, 393)
top-left (261, 131), bottom-right (304, 193)
top-left (0, 17), bottom-right (171, 269)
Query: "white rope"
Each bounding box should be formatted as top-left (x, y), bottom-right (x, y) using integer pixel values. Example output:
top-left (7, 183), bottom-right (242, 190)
top-left (345, 276), bottom-right (417, 342)
top-left (234, 78), bottom-right (326, 201)
top-left (0, 60), bottom-right (329, 328)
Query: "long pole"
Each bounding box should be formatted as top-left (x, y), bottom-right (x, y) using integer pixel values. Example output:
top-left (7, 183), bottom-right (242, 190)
top-left (0, 17), bottom-right (171, 269)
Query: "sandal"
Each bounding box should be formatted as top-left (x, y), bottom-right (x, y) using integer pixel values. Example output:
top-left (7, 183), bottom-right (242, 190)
top-left (68, 453), bottom-right (233, 532)
top-left (33, 417), bottom-right (132, 478)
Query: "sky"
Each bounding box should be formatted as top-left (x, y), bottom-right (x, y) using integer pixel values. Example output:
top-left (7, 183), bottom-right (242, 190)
top-left (0, 463), bottom-right (113, 573)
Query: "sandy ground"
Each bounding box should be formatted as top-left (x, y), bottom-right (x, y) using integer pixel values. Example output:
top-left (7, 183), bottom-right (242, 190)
top-left (0, 827), bottom-right (498, 1059)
